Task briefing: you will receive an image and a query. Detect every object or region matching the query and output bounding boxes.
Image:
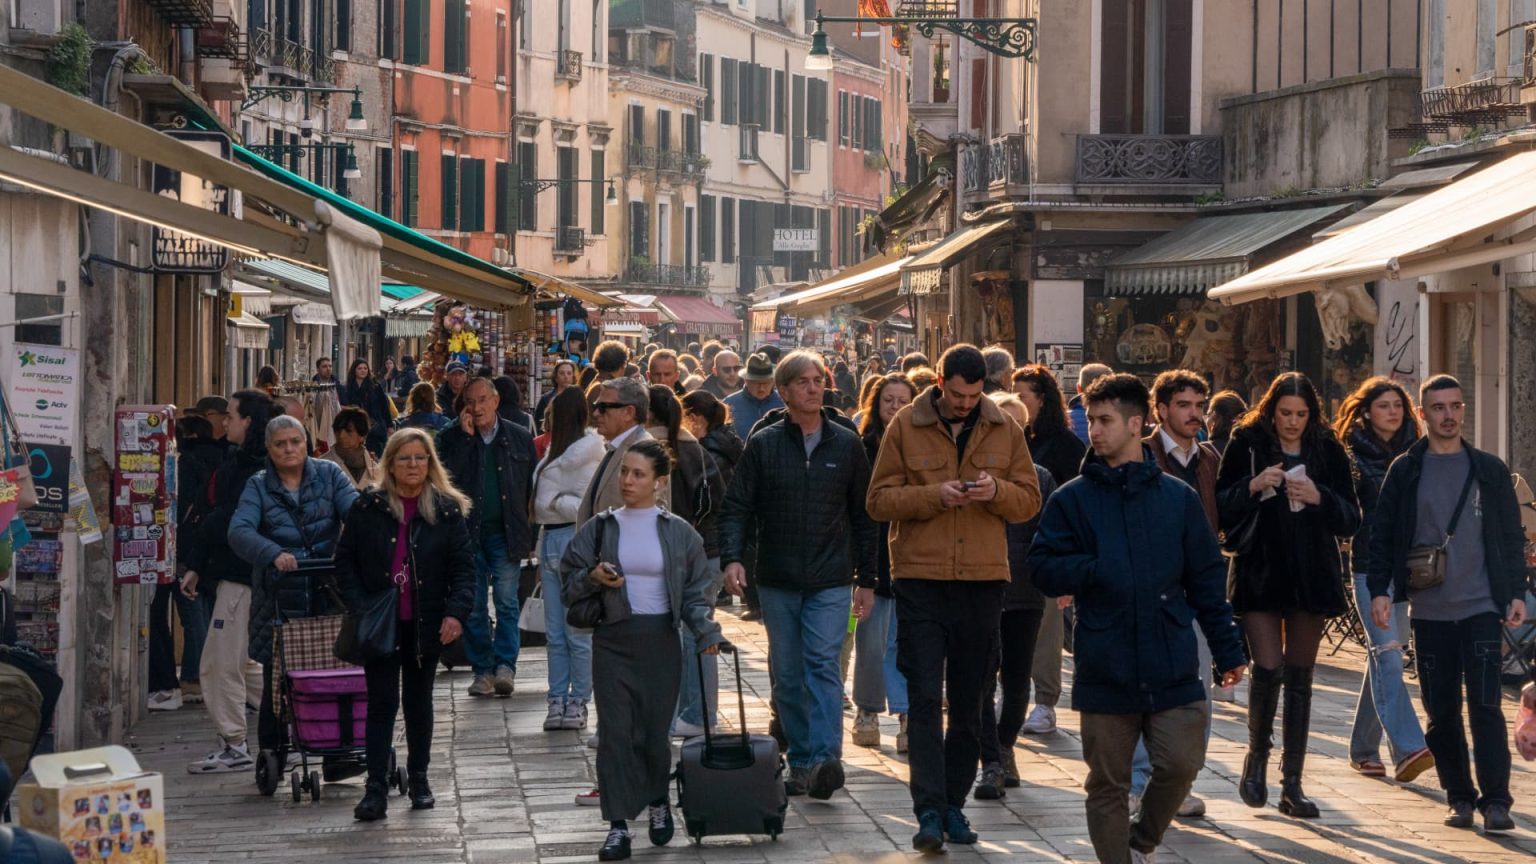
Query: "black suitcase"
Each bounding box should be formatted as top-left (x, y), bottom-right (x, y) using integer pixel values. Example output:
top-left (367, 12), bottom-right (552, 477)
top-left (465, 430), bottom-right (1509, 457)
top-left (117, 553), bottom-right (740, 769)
top-left (674, 644), bottom-right (787, 843)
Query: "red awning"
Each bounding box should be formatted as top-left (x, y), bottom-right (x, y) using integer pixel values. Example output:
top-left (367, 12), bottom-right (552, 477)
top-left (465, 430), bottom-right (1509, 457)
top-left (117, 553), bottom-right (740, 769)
top-left (654, 295), bottom-right (741, 337)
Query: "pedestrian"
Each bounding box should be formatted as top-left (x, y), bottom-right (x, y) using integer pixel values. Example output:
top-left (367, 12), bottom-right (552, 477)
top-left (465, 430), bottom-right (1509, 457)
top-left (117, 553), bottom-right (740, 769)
top-left (1367, 374), bottom-right (1526, 833)
top-left (849, 372), bottom-right (917, 753)
top-left (1206, 390), bottom-right (1247, 456)
top-left (647, 349), bottom-right (687, 397)
top-left (336, 429), bottom-right (475, 822)
top-left (535, 360), bottom-right (579, 434)
top-left (1335, 377), bottom-right (1435, 784)
top-left (723, 353), bottom-right (784, 440)
top-left (493, 375), bottom-right (536, 431)
top-left (396, 382), bottom-right (453, 432)
top-left (394, 355), bottom-right (421, 399)
top-left (1029, 373), bottom-right (1246, 864)
top-left (436, 376), bottom-right (538, 698)
top-left (561, 439), bottom-right (728, 862)
top-left (1010, 364), bottom-right (1088, 736)
top-left (1067, 363), bottom-right (1113, 444)
top-left (381, 357), bottom-right (402, 397)
top-left (981, 346), bottom-right (1013, 394)
top-left (1217, 371), bottom-right (1360, 818)
top-left (340, 359), bottom-right (392, 456)
top-left (228, 414), bottom-right (358, 760)
top-left (899, 352), bottom-right (929, 374)
top-left (592, 340), bottom-right (631, 382)
top-left (181, 390), bottom-right (277, 773)
top-left (683, 390), bottom-right (743, 625)
top-left (532, 388), bottom-right (606, 732)
top-left (256, 365), bottom-right (282, 395)
top-left (436, 361), bottom-right (470, 417)
top-left (867, 344), bottom-right (1041, 852)
top-left (317, 407), bottom-right (378, 489)
top-left (313, 357), bottom-right (335, 385)
top-left (833, 360), bottom-right (858, 404)
top-left (720, 350), bottom-right (878, 800)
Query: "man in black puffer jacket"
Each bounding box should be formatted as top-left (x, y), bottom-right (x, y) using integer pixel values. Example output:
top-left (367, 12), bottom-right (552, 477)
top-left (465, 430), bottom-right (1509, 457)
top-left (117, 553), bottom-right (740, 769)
top-left (720, 350), bottom-right (878, 803)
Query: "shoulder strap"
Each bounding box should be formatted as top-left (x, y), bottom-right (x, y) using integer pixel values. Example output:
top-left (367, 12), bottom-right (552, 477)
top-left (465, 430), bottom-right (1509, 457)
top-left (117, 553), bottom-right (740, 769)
top-left (1444, 452), bottom-right (1478, 541)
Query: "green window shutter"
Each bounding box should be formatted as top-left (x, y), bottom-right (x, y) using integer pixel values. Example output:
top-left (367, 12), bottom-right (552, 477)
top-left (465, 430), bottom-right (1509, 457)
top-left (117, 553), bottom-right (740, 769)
top-left (590, 150), bottom-right (605, 235)
top-left (401, 150), bottom-right (419, 227)
top-left (441, 154), bottom-right (457, 231)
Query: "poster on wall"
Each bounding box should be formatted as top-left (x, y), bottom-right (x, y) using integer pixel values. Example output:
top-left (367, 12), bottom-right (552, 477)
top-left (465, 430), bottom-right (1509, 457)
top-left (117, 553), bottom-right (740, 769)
top-left (23, 443), bottom-right (71, 514)
top-left (111, 406), bottom-right (178, 585)
top-left (1034, 343), bottom-right (1084, 392)
top-left (5, 343), bottom-right (80, 446)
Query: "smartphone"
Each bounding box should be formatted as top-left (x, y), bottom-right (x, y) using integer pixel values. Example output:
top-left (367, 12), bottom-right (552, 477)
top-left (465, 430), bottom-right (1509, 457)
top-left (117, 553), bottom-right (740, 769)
top-left (961, 481), bottom-right (980, 491)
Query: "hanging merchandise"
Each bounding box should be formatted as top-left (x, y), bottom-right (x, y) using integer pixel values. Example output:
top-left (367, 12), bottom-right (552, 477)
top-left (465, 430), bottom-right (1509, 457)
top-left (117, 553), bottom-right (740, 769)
top-left (442, 302), bottom-right (483, 366)
top-left (110, 406), bottom-right (178, 586)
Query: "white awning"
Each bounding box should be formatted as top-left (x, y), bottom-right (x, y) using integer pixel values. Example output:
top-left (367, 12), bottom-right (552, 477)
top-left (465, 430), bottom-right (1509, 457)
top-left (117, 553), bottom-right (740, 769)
top-left (752, 253), bottom-right (911, 316)
top-left (1210, 152), bottom-right (1536, 304)
top-left (226, 312), bottom-right (269, 349)
top-left (291, 301), bottom-right (337, 327)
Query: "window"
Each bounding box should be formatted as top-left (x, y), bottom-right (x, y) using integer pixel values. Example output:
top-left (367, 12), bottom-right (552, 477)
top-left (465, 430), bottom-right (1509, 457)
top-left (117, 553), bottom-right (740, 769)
top-left (806, 79), bottom-right (828, 141)
top-left (441, 154), bottom-right (459, 231)
top-left (700, 54), bottom-right (715, 121)
top-left (838, 90), bottom-right (848, 146)
top-left (816, 208), bottom-right (830, 268)
top-left (864, 97), bottom-right (882, 152)
top-left (401, 149), bottom-right (419, 227)
top-left (657, 109), bottom-right (672, 152)
top-left (14, 294), bottom-right (62, 346)
top-left (720, 58), bottom-right (738, 125)
top-left (684, 205), bottom-right (695, 267)
top-left (721, 197), bottom-right (735, 263)
top-left (851, 92), bottom-right (862, 150)
top-left (336, 0), bottom-right (351, 51)
top-left (592, 0), bottom-right (602, 61)
top-left (773, 70), bottom-right (785, 134)
top-left (1099, 0), bottom-right (1191, 134)
top-left (629, 201), bottom-right (648, 258)
top-left (444, 0), bottom-right (466, 73)
top-left (494, 161), bottom-right (511, 233)
top-left (683, 114), bottom-right (699, 155)
top-left (590, 150), bottom-right (605, 234)
top-left (737, 61), bottom-right (755, 126)
top-left (380, 0), bottom-right (398, 59)
top-left (496, 11), bottom-right (507, 82)
top-left (629, 104), bottom-right (645, 144)
top-left (556, 146), bottom-right (577, 229)
top-left (516, 141), bottom-right (537, 229)
top-left (403, 0), bottom-right (429, 64)
top-left (791, 75), bottom-right (807, 171)
top-left (377, 146), bottom-right (393, 220)
top-left (519, 0), bottom-right (529, 49)
top-left (700, 194), bottom-right (715, 262)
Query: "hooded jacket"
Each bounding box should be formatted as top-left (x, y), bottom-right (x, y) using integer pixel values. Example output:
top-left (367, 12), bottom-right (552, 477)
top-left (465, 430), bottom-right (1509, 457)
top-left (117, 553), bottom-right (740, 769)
top-left (1028, 449), bottom-right (1245, 714)
top-left (186, 447), bottom-right (267, 585)
top-left (532, 430), bottom-right (606, 525)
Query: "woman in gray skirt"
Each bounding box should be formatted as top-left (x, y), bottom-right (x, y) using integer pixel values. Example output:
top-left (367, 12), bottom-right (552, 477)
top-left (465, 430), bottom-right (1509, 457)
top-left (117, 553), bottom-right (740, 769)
top-left (561, 439), bottom-right (727, 862)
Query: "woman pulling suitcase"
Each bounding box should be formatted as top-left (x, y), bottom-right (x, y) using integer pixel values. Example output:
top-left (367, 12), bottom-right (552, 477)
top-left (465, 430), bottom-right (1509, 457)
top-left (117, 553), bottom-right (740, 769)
top-left (560, 439), bottom-right (728, 861)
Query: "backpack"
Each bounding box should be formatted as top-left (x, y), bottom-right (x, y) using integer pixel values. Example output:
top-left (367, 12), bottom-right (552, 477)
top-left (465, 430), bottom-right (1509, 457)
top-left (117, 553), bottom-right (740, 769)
top-left (0, 658), bottom-right (42, 796)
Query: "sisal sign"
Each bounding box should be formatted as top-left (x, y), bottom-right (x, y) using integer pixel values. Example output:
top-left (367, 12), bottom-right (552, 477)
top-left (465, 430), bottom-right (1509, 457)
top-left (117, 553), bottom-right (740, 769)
top-left (6, 343), bottom-right (79, 446)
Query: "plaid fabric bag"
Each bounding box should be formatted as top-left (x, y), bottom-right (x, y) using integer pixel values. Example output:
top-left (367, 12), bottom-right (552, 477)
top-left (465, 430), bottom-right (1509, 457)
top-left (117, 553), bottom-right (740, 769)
top-left (272, 614), bottom-right (350, 716)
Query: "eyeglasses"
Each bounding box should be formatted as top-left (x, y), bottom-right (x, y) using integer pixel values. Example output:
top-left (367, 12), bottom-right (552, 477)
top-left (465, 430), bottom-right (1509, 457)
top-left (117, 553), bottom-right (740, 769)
top-left (593, 402), bottom-right (627, 413)
top-left (394, 454), bottom-right (430, 464)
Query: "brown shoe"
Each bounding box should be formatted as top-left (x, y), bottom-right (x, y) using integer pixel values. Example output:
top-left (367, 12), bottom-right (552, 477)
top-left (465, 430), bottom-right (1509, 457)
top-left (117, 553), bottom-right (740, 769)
top-left (1393, 747), bottom-right (1435, 783)
top-left (851, 710), bottom-right (880, 748)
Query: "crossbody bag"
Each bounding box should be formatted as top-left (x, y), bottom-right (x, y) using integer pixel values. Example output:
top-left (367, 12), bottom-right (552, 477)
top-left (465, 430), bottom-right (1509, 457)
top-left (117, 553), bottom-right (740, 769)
top-left (1405, 456), bottom-right (1476, 593)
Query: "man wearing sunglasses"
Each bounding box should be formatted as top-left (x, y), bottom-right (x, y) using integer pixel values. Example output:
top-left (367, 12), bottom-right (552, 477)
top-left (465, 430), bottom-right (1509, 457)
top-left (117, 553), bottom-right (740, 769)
top-left (578, 377), bottom-right (671, 525)
top-left (700, 350), bottom-right (744, 400)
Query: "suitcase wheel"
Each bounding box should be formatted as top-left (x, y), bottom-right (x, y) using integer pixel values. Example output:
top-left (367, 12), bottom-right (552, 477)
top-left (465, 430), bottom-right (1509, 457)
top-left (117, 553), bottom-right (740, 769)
top-left (686, 819), bottom-right (705, 844)
top-left (255, 750), bottom-right (280, 797)
top-left (395, 766), bottom-right (409, 796)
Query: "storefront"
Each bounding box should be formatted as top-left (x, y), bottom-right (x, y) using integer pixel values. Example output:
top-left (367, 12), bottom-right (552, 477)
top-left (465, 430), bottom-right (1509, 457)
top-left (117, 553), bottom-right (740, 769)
top-left (751, 253), bottom-right (911, 360)
top-left (652, 295), bottom-right (743, 349)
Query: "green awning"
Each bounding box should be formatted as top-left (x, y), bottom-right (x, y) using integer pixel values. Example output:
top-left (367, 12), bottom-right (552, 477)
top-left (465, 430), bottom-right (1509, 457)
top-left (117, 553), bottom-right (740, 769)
top-left (868, 153), bottom-right (954, 253)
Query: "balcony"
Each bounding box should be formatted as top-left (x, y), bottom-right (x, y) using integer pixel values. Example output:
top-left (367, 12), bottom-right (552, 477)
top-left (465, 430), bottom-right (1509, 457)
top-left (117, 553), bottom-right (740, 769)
top-left (249, 27), bottom-right (334, 84)
top-left (610, 0), bottom-right (675, 30)
top-left (961, 133), bottom-right (1028, 195)
top-left (145, 0), bottom-right (214, 26)
top-left (656, 149), bottom-right (708, 178)
top-left (1420, 77), bottom-right (1525, 125)
top-left (626, 141), bottom-right (657, 172)
top-left (555, 226), bottom-right (586, 256)
top-left (1075, 134), bottom-right (1221, 185)
top-left (626, 260), bottom-right (710, 289)
top-left (557, 49), bottom-right (583, 82)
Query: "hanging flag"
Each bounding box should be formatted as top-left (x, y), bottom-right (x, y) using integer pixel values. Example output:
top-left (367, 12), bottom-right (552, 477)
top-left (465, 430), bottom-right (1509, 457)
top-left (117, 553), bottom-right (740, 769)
top-left (854, 0), bottom-right (892, 40)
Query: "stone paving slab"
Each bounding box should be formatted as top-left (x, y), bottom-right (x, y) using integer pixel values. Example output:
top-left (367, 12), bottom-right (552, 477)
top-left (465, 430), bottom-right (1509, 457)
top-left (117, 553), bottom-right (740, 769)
top-left (100, 606), bottom-right (1536, 862)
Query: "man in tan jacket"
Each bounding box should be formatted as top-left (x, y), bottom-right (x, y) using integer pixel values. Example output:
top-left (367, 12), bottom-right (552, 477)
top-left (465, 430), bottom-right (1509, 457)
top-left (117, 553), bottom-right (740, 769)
top-left (867, 343), bottom-right (1041, 853)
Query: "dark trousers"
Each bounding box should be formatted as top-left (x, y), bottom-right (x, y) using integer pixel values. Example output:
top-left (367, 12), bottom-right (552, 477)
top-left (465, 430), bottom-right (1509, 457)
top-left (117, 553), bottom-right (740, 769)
top-left (980, 607), bottom-right (1044, 764)
top-left (364, 623), bottom-right (440, 782)
top-left (895, 578), bottom-right (1004, 816)
top-left (1412, 612), bottom-right (1512, 810)
top-left (147, 582), bottom-right (211, 692)
top-left (1081, 701), bottom-right (1208, 864)
top-left (259, 663), bottom-right (283, 751)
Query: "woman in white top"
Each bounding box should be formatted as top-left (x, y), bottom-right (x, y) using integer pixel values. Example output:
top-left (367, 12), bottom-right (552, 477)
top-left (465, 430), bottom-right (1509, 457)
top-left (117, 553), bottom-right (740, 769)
top-left (532, 387), bottom-right (607, 732)
top-left (560, 439), bottom-right (727, 863)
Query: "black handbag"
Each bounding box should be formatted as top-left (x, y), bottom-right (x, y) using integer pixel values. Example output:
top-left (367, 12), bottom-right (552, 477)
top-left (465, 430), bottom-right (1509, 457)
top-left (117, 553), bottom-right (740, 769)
top-left (334, 587), bottom-right (399, 665)
top-left (566, 517), bottom-right (610, 629)
top-left (1221, 450), bottom-right (1262, 556)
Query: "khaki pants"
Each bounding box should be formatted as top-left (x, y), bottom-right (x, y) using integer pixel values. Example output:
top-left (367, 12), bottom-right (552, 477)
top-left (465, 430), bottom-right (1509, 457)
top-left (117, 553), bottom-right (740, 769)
top-left (1031, 605), bottom-right (1064, 707)
top-left (1081, 700), bottom-right (1208, 864)
top-left (198, 581), bottom-right (264, 745)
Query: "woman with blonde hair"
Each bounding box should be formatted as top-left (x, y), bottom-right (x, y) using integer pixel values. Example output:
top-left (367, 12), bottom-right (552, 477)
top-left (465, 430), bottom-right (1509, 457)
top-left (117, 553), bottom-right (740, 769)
top-left (334, 428), bottom-right (476, 822)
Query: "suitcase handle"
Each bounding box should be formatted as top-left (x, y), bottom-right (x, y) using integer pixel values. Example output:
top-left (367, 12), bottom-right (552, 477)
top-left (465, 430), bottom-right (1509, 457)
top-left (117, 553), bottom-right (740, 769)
top-left (698, 641), bottom-right (751, 756)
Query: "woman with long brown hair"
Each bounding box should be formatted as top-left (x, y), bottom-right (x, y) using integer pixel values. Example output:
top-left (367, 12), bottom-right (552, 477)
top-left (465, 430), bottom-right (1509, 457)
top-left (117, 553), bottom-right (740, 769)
top-left (1334, 377), bottom-right (1433, 784)
top-left (532, 387), bottom-right (607, 732)
top-left (1217, 372), bottom-right (1361, 818)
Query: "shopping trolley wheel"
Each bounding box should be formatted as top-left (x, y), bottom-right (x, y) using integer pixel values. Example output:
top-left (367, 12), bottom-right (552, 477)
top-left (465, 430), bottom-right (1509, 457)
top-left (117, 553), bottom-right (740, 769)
top-left (255, 750), bottom-right (280, 797)
top-left (396, 766), bottom-right (409, 796)
top-left (309, 772), bottom-right (323, 803)
top-left (290, 770), bottom-right (302, 803)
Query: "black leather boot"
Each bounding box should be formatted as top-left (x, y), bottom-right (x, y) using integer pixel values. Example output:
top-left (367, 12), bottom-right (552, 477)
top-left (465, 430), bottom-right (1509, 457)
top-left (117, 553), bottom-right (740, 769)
top-left (1240, 664), bottom-right (1281, 808)
top-left (353, 779), bottom-right (389, 822)
top-left (407, 771), bottom-right (435, 810)
top-left (1277, 664), bottom-right (1320, 819)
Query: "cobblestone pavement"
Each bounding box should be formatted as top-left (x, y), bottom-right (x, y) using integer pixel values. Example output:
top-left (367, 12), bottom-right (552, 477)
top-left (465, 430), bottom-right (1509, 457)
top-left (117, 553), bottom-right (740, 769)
top-left (121, 606), bottom-right (1536, 863)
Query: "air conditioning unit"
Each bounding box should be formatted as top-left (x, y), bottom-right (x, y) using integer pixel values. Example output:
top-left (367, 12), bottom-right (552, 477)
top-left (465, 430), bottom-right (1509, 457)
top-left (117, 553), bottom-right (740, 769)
top-left (10, 0), bottom-right (61, 38)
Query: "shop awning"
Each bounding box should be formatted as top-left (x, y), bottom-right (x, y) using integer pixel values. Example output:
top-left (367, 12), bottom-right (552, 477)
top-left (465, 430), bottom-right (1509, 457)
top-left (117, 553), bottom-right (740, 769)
top-left (290, 302), bottom-right (337, 327)
top-left (753, 253), bottom-right (911, 315)
top-left (867, 153), bottom-right (954, 253)
top-left (1312, 194), bottom-right (1426, 240)
top-left (515, 268), bottom-right (622, 308)
top-left (385, 318), bottom-right (432, 338)
top-left (904, 218), bottom-right (1017, 272)
top-left (1105, 205), bottom-right (1348, 295)
top-left (600, 322), bottom-right (648, 338)
top-left (226, 312), bottom-right (270, 349)
top-left (654, 295), bottom-right (741, 337)
top-left (1210, 152), bottom-right (1536, 304)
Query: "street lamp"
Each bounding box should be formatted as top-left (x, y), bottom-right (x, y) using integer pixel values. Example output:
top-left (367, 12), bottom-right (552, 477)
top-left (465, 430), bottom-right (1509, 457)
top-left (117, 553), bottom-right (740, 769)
top-left (804, 10), bottom-right (1037, 71)
top-left (519, 177), bottom-right (620, 204)
top-left (342, 145), bottom-right (362, 180)
top-left (243, 85), bottom-right (370, 134)
top-left (345, 92), bottom-right (367, 131)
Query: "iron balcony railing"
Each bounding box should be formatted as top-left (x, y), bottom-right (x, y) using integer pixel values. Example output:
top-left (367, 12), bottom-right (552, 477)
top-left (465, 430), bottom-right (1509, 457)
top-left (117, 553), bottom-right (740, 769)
top-left (961, 133), bottom-right (1028, 194)
top-left (249, 27), bottom-right (333, 83)
top-left (557, 49), bottom-right (583, 81)
top-left (626, 261), bottom-right (710, 288)
top-left (1075, 134), bottom-right (1221, 184)
top-left (555, 226), bottom-right (586, 253)
top-left (626, 142), bottom-right (657, 171)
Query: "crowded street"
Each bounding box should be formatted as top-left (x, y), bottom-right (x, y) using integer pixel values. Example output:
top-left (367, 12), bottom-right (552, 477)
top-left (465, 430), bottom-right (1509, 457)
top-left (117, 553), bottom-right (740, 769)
top-left (126, 609), bottom-right (1536, 863)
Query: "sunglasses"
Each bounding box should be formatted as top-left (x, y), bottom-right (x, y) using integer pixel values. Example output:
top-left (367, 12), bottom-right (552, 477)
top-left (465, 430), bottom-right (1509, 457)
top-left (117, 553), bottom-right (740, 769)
top-left (593, 402), bottom-right (628, 413)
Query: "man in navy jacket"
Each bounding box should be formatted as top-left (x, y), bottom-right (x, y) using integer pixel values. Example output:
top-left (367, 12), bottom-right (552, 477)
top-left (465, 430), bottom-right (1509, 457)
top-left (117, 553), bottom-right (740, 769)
top-left (1030, 374), bottom-right (1245, 864)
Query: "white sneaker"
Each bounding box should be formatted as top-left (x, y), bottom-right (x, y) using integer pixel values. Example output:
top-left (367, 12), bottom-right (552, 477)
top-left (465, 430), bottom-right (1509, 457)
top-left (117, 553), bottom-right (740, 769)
top-left (1176, 794), bottom-right (1206, 818)
top-left (187, 741), bottom-right (253, 774)
top-left (1022, 705), bottom-right (1057, 735)
top-left (147, 690), bottom-right (183, 711)
top-left (575, 788), bottom-right (601, 807)
top-left (1128, 792), bottom-right (1142, 817)
top-left (1130, 847), bottom-right (1158, 864)
top-left (671, 719), bottom-right (707, 738)
top-left (543, 699), bottom-right (566, 731)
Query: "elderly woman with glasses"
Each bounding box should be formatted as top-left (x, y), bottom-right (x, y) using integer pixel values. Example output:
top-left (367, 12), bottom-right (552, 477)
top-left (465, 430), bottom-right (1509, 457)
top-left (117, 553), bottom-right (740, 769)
top-left (335, 428), bottom-right (476, 821)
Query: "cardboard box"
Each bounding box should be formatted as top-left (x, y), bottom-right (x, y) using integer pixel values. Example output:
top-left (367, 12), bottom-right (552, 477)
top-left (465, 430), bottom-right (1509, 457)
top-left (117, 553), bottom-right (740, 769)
top-left (15, 745), bottom-right (166, 863)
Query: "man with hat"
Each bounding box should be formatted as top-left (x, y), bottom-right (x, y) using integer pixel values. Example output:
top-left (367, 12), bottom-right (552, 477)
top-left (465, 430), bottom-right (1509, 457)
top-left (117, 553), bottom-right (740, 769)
top-left (190, 396), bottom-right (231, 441)
top-left (437, 360), bottom-right (470, 417)
top-left (724, 353), bottom-right (784, 441)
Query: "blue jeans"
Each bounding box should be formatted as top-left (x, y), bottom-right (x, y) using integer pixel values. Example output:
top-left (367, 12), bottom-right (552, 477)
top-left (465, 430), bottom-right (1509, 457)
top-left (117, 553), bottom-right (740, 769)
top-left (884, 596), bottom-right (909, 714)
top-left (1131, 626), bottom-right (1212, 796)
top-left (758, 584), bottom-right (850, 768)
top-left (676, 558), bottom-right (724, 727)
top-left (540, 525), bottom-right (592, 702)
top-left (1350, 573), bottom-right (1427, 765)
top-left (852, 592), bottom-right (895, 713)
top-left (465, 529), bottom-right (521, 676)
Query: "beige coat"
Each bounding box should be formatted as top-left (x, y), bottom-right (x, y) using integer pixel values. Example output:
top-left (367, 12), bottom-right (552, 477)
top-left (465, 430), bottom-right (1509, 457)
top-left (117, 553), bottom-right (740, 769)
top-left (575, 425), bottom-right (671, 526)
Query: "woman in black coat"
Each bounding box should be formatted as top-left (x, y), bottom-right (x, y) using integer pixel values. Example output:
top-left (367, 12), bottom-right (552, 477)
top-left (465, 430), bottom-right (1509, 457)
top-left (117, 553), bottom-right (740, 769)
top-left (1011, 365), bottom-right (1087, 485)
top-left (1216, 372), bottom-right (1360, 820)
top-left (334, 428), bottom-right (476, 823)
top-left (339, 359), bottom-right (393, 456)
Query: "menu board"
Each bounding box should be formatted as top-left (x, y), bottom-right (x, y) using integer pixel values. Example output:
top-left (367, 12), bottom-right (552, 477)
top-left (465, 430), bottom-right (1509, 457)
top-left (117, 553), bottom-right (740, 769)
top-left (111, 406), bottom-right (178, 585)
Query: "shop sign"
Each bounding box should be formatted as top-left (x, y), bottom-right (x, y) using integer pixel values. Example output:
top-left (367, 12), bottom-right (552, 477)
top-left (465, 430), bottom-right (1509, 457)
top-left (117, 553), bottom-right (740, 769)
top-left (6, 343), bottom-right (80, 446)
top-left (152, 130), bottom-right (234, 274)
top-left (24, 443), bottom-right (70, 514)
top-left (773, 228), bottom-right (818, 252)
top-left (776, 314), bottom-right (798, 338)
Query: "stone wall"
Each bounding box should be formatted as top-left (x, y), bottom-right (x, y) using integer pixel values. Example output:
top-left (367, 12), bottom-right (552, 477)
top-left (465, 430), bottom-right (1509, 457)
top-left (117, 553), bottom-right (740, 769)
top-left (1219, 69), bottom-right (1421, 199)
